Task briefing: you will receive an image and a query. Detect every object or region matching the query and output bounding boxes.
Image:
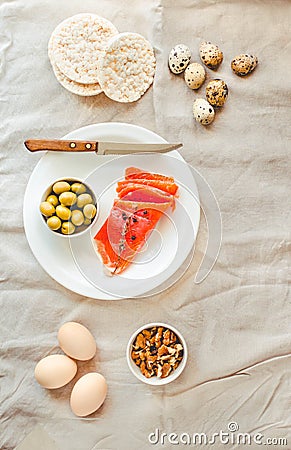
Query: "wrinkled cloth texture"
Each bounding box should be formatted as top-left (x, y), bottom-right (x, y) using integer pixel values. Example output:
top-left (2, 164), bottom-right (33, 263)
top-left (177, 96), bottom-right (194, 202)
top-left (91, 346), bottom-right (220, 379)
top-left (0, 0), bottom-right (290, 449)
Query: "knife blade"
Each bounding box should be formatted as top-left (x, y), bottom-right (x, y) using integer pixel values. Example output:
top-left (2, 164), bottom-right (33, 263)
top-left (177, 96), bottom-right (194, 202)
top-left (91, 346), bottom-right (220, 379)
top-left (24, 139), bottom-right (183, 155)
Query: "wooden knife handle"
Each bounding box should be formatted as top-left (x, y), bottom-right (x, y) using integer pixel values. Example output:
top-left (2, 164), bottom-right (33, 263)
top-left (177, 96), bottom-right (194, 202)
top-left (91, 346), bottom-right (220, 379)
top-left (24, 139), bottom-right (97, 152)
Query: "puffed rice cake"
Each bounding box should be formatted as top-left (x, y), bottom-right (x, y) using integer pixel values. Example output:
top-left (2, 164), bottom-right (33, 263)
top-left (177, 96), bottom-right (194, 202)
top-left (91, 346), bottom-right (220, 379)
top-left (48, 13), bottom-right (118, 85)
top-left (98, 32), bottom-right (156, 103)
top-left (51, 62), bottom-right (103, 96)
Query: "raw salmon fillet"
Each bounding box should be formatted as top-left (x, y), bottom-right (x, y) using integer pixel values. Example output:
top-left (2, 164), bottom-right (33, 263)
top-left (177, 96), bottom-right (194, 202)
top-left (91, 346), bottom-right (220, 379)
top-left (116, 179), bottom-right (178, 196)
top-left (125, 167), bottom-right (175, 183)
top-left (94, 168), bottom-right (178, 275)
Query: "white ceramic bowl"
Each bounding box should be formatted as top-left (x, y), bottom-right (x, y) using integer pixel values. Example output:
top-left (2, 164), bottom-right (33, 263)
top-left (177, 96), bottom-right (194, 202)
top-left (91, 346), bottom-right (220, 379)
top-left (126, 322), bottom-right (188, 385)
top-left (40, 177), bottom-right (98, 238)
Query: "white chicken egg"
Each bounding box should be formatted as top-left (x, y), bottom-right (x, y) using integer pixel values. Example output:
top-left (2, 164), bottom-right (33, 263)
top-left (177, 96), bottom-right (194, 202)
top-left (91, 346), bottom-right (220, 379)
top-left (34, 354), bottom-right (77, 389)
top-left (70, 372), bottom-right (107, 417)
top-left (58, 322), bottom-right (96, 361)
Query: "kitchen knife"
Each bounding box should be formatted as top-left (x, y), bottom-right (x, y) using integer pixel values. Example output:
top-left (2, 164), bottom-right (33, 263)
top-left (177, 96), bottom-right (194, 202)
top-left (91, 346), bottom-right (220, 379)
top-left (24, 139), bottom-right (183, 155)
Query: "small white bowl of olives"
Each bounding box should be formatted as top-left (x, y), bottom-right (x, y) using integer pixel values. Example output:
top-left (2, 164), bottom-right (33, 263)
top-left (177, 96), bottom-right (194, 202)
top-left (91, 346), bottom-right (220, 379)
top-left (40, 178), bottom-right (98, 237)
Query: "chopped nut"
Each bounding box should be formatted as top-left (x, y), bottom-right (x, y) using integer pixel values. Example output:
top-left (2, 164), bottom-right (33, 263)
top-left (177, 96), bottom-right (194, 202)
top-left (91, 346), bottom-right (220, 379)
top-left (142, 329), bottom-right (151, 340)
top-left (161, 354), bottom-right (172, 361)
top-left (131, 350), bottom-right (140, 360)
top-left (146, 355), bottom-right (157, 370)
top-left (155, 327), bottom-right (163, 348)
top-left (161, 363), bottom-right (172, 378)
top-left (168, 347), bottom-right (176, 355)
top-left (175, 343), bottom-right (184, 358)
top-left (158, 344), bottom-right (169, 357)
top-left (147, 354), bottom-right (158, 364)
top-left (140, 350), bottom-right (146, 361)
top-left (169, 357), bottom-right (176, 366)
top-left (157, 364), bottom-right (163, 378)
top-left (169, 331), bottom-right (177, 344)
top-left (144, 369), bottom-right (154, 378)
top-left (131, 325), bottom-right (184, 379)
top-left (163, 329), bottom-right (171, 345)
top-left (135, 333), bottom-right (145, 349)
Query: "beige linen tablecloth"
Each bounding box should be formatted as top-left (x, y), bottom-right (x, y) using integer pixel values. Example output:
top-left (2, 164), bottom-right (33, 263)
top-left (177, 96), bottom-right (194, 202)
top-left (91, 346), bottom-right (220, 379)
top-left (0, 0), bottom-right (290, 449)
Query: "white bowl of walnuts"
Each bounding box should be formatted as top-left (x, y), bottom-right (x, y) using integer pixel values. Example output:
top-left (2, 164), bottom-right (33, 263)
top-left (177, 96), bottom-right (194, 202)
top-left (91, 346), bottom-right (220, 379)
top-left (126, 322), bottom-right (188, 385)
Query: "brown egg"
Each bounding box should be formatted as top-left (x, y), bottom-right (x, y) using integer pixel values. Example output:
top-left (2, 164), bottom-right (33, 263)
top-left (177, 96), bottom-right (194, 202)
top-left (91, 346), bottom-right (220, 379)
top-left (70, 373), bottom-right (107, 417)
top-left (58, 322), bottom-right (96, 361)
top-left (34, 354), bottom-right (77, 389)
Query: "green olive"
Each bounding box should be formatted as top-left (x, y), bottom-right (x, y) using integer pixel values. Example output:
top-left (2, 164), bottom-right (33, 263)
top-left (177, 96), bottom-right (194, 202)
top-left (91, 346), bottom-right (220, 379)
top-left (47, 216), bottom-right (61, 231)
top-left (77, 193), bottom-right (93, 208)
top-left (61, 222), bottom-right (75, 235)
top-left (46, 194), bottom-right (59, 207)
top-left (71, 210), bottom-right (84, 227)
top-left (53, 181), bottom-right (70, 195)
top-left (56, 205), bottom-right (71, 221)
top-left (84, 218), bottom-right (91, 225)
top-left (59, 191), bottom-right (77, 206)
top-left (83, 204), bottom-right (97, 220)
top-left (40, 201), bottom-right (55, 217)
top-left (71, 182), bottom-right (86, 194)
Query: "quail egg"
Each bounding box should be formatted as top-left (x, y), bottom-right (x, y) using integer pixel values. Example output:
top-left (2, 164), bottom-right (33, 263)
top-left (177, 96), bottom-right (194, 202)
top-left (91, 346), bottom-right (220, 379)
top-left (231, 54), bottom-right (258, 76)
top-left (193, 98), bottom-right (215, 125)
top-left (205, 79), bottom-right (228, 107)
top-left (168, 44), bottom-right (191, 74)
top-left (184, 63), bottom-right (206, 89)
top-left (199, 41), bottom-right (223, 70)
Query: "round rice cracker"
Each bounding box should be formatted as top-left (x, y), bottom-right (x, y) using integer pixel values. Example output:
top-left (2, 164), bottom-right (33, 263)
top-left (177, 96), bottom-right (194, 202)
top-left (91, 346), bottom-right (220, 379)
top-left (48, 13), bottom-right (118, 85)
top-left (51, 63), bottom-right (103, 96)
top-left (98, 32), bottom-right (156, 103)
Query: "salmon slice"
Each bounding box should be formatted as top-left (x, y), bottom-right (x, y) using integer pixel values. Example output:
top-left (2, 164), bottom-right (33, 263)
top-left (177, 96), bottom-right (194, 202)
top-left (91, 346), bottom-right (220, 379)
top-left (118, 187), bottom-right (175, 210)
top-left (117, 179), bottom-right (178, 196)
top-left (125, 167), bottom-right (175, 183)
top-left (94, 202), bottom-right (165, 275)
top-left (94, 167), bottom-right (178, 275)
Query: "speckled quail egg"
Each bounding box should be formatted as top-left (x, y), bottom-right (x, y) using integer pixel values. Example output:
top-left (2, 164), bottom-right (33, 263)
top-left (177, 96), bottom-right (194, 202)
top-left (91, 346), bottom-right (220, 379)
top-left (205, 79), bottom-right (228, 107)
top-left (168, 44), bottom-right (191, 74)
top-left (184, 63), bottom-right (206, 89)
top-left (193, 98), bottom-right (215, 125)
top-left (231, 54), bottom-right (258, 76)
top-left (199, 42), bottom-right (223, 70)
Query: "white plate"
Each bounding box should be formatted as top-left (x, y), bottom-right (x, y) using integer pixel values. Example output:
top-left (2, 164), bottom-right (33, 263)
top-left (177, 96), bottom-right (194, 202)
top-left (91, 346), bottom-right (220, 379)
top-left (23, 123), bottom-right (200, 299)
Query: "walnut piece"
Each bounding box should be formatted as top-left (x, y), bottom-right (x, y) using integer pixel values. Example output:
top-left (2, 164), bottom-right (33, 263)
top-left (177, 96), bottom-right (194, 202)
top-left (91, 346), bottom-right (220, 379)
top-left (161, 363), bottom-right (172, 378)
top-left (135, 333), bottom-right (146, 349)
